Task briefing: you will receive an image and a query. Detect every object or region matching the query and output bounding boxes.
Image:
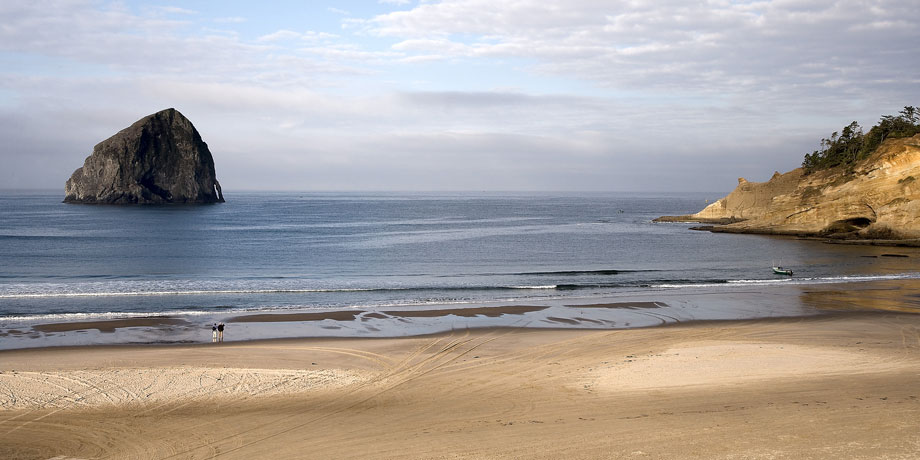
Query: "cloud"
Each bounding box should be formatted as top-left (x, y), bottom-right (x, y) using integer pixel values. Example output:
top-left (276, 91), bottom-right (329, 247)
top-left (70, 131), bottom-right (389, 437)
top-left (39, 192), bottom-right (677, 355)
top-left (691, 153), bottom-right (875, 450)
top-left (299, 44), bottom-right (403, 62)
top-left (0, 1), bottom-right (917, 193)
top-left (302, 31), bottom-right (339, 41)
top-left (362, 0), bottom-right (920, 101)
top-left (0, 68), bottom-right (808, 192)
top-left (152, 6), bottom-right (197, 16)
top-left (0, 3), bottom-right (371, 87)
top-left (257, 30), bottom-right (302, 42)
top-left (258, 30), bottom-right (339, 43)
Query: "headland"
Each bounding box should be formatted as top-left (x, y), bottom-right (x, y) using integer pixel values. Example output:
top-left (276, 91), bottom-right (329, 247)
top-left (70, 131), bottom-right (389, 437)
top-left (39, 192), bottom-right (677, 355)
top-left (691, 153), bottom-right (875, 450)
top-left (657, 107), bottom-right (920, 244)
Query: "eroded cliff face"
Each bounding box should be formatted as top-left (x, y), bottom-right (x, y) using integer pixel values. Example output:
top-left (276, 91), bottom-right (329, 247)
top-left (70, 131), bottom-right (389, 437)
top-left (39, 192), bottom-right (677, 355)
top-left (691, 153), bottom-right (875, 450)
top-left (658, 134), bottom-right (920, 239)
top-left (64, 108), bottom-right (224, 204)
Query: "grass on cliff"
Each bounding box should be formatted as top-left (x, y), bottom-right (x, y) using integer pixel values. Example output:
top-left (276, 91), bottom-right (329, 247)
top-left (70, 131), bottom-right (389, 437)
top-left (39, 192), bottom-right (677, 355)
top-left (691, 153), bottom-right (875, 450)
top-left (802, 106), bottom-right (920, 174)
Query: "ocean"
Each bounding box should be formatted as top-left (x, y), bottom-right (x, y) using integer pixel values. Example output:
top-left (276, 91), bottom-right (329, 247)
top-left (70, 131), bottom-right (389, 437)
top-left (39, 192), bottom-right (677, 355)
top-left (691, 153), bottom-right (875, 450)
top-left (2, 190), bottom-right (919, 346)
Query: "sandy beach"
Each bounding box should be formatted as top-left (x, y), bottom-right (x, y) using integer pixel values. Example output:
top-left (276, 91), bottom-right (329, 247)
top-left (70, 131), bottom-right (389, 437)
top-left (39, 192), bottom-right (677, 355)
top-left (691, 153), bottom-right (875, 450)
top-left (2, 311), bottom-right (919, 459)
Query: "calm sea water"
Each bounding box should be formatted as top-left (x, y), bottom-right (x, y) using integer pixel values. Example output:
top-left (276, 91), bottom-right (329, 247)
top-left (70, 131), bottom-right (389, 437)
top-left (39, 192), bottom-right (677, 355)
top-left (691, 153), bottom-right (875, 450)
top-left (2, 190), bottom-right (919, 325)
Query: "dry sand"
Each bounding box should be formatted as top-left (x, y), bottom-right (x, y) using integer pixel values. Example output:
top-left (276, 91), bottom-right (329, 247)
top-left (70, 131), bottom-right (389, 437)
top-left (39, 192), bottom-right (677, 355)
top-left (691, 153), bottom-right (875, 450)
top-left (1, 313), bottom-right (919, 459)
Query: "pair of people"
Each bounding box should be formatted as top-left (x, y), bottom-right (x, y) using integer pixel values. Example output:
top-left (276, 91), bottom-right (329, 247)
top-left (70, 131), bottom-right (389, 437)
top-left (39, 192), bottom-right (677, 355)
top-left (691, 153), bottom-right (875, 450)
top-left (211, 322), bottom-right (225, 342)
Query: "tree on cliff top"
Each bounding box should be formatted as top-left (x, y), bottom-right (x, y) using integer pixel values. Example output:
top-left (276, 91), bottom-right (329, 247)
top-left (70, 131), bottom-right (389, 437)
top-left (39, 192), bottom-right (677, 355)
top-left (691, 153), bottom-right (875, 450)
top-left (802, 106), bottom-right (920, 173)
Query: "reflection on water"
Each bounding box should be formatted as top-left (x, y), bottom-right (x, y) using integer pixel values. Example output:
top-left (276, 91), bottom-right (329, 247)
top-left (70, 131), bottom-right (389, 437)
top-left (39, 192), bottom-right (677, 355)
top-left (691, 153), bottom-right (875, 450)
top-left (2, 191), bottom-right (920, 349)
top-left (799, 280), bottom-right (920, 313)
top-left (2, 279), bottom-right (919, 350)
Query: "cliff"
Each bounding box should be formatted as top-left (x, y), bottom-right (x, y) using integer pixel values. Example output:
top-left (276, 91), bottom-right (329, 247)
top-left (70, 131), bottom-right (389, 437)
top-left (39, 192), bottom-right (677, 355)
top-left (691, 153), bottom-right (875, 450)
top-left (64, 108), bottom-right (224, 204)
top-left (656, 134), bottom-right (920, 239)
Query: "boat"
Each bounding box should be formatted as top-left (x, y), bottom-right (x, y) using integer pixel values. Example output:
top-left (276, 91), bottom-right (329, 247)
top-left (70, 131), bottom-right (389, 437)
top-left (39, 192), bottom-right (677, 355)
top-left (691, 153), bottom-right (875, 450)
top-left (772, 266), bottom-right (794, 276)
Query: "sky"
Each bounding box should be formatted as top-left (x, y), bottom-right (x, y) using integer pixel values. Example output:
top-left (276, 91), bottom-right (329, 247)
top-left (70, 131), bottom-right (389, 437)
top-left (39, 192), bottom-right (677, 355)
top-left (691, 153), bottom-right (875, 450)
top-left (1, 0), bottom-right (918, 193)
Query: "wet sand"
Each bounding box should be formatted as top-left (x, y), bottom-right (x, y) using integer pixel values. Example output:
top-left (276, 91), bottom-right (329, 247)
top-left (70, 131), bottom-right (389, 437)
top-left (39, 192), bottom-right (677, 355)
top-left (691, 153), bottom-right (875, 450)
top-left (6, 279), bottom-right (920, 350)
top-left (2, 312), bottom-right (919, 459)
top-left (381, 305), bottom-right (547, 318)
top-left (31, 317), bottom-right (190, 333)
top-left (226, 305), bottom-right (548, 323)
top-left (228, 310), bottom-right (364, 323)
top-left (564, 301), bottom-right (666, 309)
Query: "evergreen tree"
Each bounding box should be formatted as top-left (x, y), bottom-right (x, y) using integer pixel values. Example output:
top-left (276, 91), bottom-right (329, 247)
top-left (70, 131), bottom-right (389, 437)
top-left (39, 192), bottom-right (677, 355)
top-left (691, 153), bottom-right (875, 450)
top-left (803, 106), bottom-right (920, 173)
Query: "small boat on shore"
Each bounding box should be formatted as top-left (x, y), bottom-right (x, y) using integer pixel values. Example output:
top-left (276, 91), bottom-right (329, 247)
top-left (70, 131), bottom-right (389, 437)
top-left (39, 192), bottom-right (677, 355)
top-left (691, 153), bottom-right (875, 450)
top-left (772, 266), bottom-right (794, 276)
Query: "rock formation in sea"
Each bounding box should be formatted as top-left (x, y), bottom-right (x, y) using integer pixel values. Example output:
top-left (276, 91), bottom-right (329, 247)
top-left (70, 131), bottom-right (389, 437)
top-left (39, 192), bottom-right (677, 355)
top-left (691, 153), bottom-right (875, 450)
top-left (656, 134), bottom-right (920, 240)
top-left (64, 108), bottom-right (225, 204)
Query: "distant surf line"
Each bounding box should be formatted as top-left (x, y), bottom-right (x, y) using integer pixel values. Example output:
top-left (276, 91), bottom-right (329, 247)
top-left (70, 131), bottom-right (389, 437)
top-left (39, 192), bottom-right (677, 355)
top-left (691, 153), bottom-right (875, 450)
top-left (2, 272), bottom-right (919, 299)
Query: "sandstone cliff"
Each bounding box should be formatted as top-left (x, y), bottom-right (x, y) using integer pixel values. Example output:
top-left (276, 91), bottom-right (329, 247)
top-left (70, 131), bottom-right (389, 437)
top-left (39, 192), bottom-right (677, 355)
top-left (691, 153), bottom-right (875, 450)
top-left (64, 108), bottom-right (224, 204)
top-left (656, 134), bottom-right (920, 239)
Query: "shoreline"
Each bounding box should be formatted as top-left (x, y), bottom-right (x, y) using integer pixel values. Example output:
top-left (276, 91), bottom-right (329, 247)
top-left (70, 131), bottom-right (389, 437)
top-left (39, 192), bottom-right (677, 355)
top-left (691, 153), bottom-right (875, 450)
top-left (3, 278), bottom-right (920, 350)
top-left (656, 215), bottom-right (920, 246)
top-left (0, 309), bottom-right (889, 357)
top-left (2, 312), bottom-right (918, 459)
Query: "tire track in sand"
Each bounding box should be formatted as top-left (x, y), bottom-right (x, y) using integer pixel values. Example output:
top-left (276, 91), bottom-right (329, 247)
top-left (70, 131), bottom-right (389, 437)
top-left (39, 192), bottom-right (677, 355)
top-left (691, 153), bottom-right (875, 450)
top-left (157, 330), bottom-right (507, 459)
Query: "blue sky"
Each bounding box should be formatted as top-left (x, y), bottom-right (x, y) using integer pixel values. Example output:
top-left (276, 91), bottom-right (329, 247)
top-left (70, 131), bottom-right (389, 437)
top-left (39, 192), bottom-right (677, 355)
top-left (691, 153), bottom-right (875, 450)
top-left (1, 0), bottom-right (918, 192)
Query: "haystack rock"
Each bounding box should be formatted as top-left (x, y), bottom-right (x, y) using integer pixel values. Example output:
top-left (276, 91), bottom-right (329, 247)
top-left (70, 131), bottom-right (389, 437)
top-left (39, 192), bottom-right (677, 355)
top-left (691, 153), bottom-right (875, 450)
top-left (656, 134), bottom-right (920, 240)
top-left (64, 108), bottom-right (224, 204)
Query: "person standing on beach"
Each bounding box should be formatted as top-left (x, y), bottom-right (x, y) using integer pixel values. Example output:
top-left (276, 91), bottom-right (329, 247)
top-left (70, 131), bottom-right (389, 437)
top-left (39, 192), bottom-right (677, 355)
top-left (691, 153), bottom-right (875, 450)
top-left (217, 322), bottom-right (225, 342)
top-left (211, 323), bottom-right (218, 343)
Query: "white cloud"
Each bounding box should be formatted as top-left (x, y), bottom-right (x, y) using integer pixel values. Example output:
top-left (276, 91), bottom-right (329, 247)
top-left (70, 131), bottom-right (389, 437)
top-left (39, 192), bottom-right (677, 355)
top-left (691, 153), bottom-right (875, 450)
top-left (258, 30), bottom-right (339, 43)
top-left (302, 31), bottom-right (339, 41)
top-left (362, 0), bottom-right (920, 99)
top-left (300, 44), bottom-right (403, 62)
top-left (0, 0), bottom-right (917, 192)
top-left (154, 6), bottom-right (197, 15)
top-left (391, 38), bottom-right (471, 55)
top-left (257, 30), bottom-right (302, 42)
